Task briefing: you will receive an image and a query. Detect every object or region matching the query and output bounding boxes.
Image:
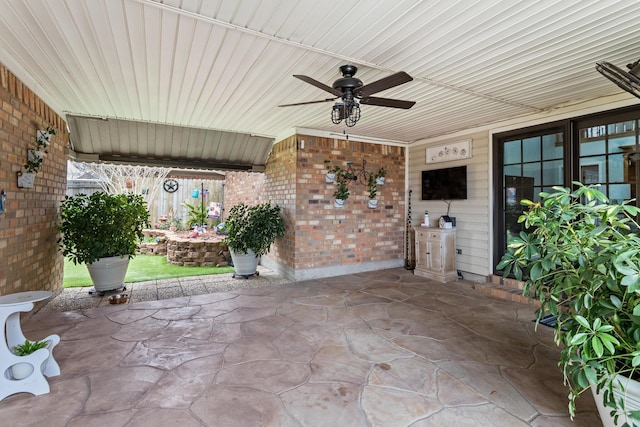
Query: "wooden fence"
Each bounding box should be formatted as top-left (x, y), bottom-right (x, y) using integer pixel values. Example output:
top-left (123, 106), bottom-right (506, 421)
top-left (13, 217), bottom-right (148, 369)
top-left (66, 178), bottom-right (225, 229)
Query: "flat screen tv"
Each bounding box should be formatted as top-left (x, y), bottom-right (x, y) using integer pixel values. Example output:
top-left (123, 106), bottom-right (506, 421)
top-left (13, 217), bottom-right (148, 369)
top-left (421, 166), bottom-right (468, 200)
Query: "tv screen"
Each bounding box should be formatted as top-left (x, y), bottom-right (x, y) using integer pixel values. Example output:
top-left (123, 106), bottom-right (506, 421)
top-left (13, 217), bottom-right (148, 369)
top-left (421, 166), bottom-right (468, 200)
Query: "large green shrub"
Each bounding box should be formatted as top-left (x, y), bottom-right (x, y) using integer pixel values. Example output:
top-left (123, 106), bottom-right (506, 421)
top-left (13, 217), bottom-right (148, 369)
top-left (498, 182), bottom-right (640, 423)
top-left (222, 202), bottom-right (285, 256)
top-left (58, 192), bottom-right (150, 265)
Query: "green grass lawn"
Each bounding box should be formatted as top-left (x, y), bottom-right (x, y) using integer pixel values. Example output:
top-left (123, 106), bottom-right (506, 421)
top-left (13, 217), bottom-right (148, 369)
top-left (63, 255), bottom-right (234, 288)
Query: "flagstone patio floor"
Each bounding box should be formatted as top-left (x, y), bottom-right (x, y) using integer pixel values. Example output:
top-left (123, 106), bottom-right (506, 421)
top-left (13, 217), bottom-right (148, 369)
top-left (0, 267), bottom-right (602, 426)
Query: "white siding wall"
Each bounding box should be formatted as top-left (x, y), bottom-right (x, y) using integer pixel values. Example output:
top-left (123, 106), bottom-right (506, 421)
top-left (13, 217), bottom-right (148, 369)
top-left (408, 131), bottom-right (490, 281)
top-left (406, 97), bottom-right (639, 283)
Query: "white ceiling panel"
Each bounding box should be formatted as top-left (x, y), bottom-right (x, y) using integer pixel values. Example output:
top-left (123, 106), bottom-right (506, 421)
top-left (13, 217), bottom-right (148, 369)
top-left (1, 0), bottom-right (639, 169)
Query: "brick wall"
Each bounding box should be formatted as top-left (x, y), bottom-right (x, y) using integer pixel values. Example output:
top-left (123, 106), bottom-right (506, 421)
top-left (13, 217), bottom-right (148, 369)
top-left (293, 135), bottom-right (405, 272)
top-left (223, 171), bottom-right (265, 215)
top-left (263, 136), bottom-right (296, 269)
top-left (0, 63), bottom-right (68, 297)
top-left (210, 135), bottom-right (406, 279)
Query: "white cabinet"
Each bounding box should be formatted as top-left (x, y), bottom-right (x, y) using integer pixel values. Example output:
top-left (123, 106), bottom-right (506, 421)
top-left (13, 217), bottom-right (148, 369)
top-left (414, 227), bottom-right (457, 283)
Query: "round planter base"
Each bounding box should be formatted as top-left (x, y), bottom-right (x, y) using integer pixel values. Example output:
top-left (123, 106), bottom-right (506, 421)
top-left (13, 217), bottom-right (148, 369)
top-left (86, 255), bottom-right (130, 293)
top-left (230, 249), bottom-right (259, 277)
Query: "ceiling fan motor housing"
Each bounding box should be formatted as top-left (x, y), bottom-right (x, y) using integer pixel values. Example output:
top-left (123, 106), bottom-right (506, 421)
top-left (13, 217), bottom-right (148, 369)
top-left (333, 65), bottom-right (363, 93)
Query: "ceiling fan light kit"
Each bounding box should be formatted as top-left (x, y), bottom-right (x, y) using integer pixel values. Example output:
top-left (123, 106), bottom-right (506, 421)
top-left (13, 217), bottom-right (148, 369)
top-left (596, 59), bottom-right (640, 99)
top-left (280, 65), bottom-right (416, 127)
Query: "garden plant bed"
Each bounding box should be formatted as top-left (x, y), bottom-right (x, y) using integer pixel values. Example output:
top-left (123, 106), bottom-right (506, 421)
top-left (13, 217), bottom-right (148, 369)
top-left (140, 230), bottom-right (230, 267)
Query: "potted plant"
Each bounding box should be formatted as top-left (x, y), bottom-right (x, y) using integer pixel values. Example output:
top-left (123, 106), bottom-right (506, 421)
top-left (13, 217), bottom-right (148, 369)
top-left (222, 201), bottom-right (285, 278)
top-left (325, 160), bottom-right (337, 183)
top-left (367, 174), bottom-right (378, 209)
top-left (375, 167), bottom-right (387, 185)
top-left (497, 182), bottom-right (640, 426)
top-left (333, 167), bottom-right (353, 208)
top-left (24, 126), bottom-right (56, 174)
top-left (11, 339), bottom-right (49, 380)
top-left (58, 192), bottom-right (150, 293)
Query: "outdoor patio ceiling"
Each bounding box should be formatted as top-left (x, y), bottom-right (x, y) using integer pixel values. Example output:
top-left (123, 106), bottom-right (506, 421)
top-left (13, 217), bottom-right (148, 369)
top-left (1, 0), bottom-right (639, 169)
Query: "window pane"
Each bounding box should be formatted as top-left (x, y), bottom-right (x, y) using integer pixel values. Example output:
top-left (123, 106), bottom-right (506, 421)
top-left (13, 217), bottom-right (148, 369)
top-left (580, 156), bottom-right (606, 184)
top-left (542, 133), bottom-right (563, 160)
top-left (542, 159), bottom-right (563, 185)
top-left (522, 163), bottom-right (541, 186)
top-left (608, 121), bottom-right (636, 135)
top-left (609, 135), bottom-right (635, 154)
top-left (505, 175), bottom-right (535, 201)
top-left (522, 137), bottom-right (541, 162)
top-left (504, 140), bottom-right (521, 164)
top-left (608, 154), bottom-right (625, 183)
top-left (609, 183), bottom-right (631, 203)
top-left (581, 125), bottom-right (607, 139)
top-left (504, 165), bottom-right (520, 178)
top-left (580, 138), bottom-right (606, 156)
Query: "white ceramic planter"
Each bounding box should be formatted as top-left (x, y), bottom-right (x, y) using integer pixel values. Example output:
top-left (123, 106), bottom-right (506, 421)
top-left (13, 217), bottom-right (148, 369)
top-left (591, 374), bottom-right (640, 427)
top-left (368, 199), bottom-right (378, 209)
top-left (230, 248), bottom-right (258, 277)
top-left (27, 150), bottom-right (44, 163)
top-left (86, 255), bottom-right (130, 292)
top-left (17, 172), bottom-right (35, 188)
top-left (325, 173), bottom-right (336, 183)
top-left (334, 199), bottom-right (345, 208)
top-left (376, 177), bottom-right (385, 185)
top-left (36, 130), bottom-right (51, 147)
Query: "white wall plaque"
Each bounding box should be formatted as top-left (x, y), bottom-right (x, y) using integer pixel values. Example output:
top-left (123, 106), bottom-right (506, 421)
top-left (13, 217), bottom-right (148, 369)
top-left (426, 139), bottom-right (472, 164)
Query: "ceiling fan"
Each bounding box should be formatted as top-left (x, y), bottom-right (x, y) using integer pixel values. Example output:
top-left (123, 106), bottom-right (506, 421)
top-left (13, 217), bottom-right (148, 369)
top-left (596, 59), bottom-right (640, 99)
top-left (278, 65), bottom-right (416, 127)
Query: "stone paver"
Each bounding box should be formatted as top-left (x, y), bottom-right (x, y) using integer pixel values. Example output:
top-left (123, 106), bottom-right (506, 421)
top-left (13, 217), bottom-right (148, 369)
top-left (1, 268), bottom-right (603, 426)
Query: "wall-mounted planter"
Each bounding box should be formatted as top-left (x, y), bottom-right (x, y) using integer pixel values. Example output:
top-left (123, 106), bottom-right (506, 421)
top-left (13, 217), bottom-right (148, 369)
top-left (36, 129), bottom-right (52, 147)
top-left (17, 172), bottom-right (35, 189)
top-left (368, 199), bottom-right (378, 209)
top-left (28, 150), bottom-right (44, 163)
top-left (325, 173), bottom-right (336, 183)
top-left (334, 199), bottom-right (345, 208)
top-left (375, 177), bottom-right (385, 186)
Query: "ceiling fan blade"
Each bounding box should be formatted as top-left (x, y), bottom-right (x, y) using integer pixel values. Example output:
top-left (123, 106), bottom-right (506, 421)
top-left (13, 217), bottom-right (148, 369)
top-left (278, 98), bottom-right (337, 107)
top-left (294, 75), bottom-right (343, 96)
top-left (596, 61), bottom-right (640, 99)
top-left (360, 96), bottom-right (416, 109)
top-left (354, 71), bottom-right (413, 97)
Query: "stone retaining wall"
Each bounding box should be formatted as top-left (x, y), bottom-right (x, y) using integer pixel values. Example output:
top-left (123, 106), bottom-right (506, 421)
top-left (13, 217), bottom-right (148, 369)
top-left (139, 230), bottom-right (168, 255)
top-left (140, 230), bottom-right (230, 267)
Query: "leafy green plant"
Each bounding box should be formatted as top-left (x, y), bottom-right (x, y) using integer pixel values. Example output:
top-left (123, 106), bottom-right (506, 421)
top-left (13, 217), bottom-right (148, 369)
top-left (182, 201), bottom-right (208, 228)
top-left (332, 167), bottom-right (353, 201)
top-left (367, 174), bottom-right (377, 200)
top-left (222, 201), bottom-right (285, 256)
top-left (13, 339), bottom-right (49, 356)
top-left (58, 192), bottom-right (150, 265)
top-left (24, 126), bottom-right (56, 173)
top-left (497, 182), bottom-right (640, 423)
top-left (376, 167), bottom-right (387, 178)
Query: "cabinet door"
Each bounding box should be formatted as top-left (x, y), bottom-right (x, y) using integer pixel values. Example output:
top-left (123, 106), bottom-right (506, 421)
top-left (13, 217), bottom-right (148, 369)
top-left (426, 239), bottom-right (443, 272)
top-left (415, 238), bottom-right (428, 269)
